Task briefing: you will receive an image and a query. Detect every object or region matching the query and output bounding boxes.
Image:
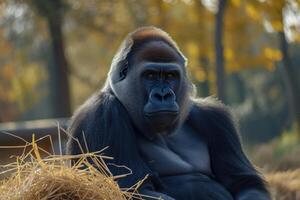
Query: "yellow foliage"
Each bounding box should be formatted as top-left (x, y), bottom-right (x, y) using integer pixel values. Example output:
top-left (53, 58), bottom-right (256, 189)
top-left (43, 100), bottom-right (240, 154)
top-left (226, 61), bottom-right (240, 73)
top-left (195, 70), bottom-right (206, 82)
top-left (230, 0), bottom-right (241, 7)
top-left (0, 0), bottom-right (298, 120)
top-left (263, 47), bottom-right (283, 61)
top-left (186, 42), bottom-right (199, 57)
top-left (290, 27), bottom-right (300, 43)
top-left (224, 48), bottom-right (234, 61)
top-left (270, 20), bottom-right (283, 32)
top-left (293, 34), bottom-right (300, 43)
top-left (266, 61), bottom-right (275, 71)
top-left (245, 4), bottom-right (261, 20)
top-left (0, 60), bottom-right (47, 120)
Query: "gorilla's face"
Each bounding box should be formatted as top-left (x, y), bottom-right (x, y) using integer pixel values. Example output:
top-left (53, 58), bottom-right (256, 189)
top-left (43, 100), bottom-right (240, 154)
top-left (141, 62), bottom-right (181, 132)
top-left (111, 40), bottom-right (191, 139)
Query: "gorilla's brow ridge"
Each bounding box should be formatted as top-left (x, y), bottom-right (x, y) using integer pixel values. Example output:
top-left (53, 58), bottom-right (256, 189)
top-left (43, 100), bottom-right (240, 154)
top-left (128, 39), bottom-right (185, 64)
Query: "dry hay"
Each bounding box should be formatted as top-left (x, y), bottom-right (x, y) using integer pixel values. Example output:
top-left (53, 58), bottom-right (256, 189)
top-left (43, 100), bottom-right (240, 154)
top-left (267, 169), bottom-right (300, 200)
top-left (0, 133), bottom-right (153, 200)
top-left (4, 132), bottom-right (300, 200)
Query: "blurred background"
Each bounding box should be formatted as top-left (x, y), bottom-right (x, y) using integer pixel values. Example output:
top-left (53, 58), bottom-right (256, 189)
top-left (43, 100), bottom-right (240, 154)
top-left (0, 0), bottom-right (299, 173)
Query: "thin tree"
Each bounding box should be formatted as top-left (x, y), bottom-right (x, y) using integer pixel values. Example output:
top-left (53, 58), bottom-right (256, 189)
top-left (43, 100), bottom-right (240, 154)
top-left (267, 0), bottom-right (300, 133)
top-left (215, 0), bottom-right (228, 102)
top-left (278, 27), bottom-right (300, 132)
top-left (31, 0), bottom-right (71, 117)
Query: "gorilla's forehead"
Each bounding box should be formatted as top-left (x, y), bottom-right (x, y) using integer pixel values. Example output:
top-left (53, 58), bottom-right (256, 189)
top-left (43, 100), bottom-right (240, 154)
top-left (139, 62), bottom-right (183, 72)
top-left (132, 40), bottom-right (184, 64)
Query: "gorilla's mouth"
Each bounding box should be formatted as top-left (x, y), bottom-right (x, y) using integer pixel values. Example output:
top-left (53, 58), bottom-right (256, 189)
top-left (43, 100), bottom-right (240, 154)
top-left (144, 110), bottom-right (179, 117)
top-left (143, 100), bottom-right (180, 132)
top-left (144, 110), bottom-right (179, 133)
top-left (143, 101), bottom-right (180, 117)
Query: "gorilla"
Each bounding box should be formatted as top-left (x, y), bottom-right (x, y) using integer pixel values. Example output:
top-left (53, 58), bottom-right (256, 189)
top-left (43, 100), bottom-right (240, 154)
top-left (67, 27), bottom-right (270, 200)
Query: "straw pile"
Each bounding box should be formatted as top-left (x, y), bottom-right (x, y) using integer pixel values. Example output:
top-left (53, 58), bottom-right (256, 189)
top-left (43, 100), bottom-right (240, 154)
top-left (3, 133), bottom-right (299, 200)
top-left (267, 170), bottom-right (300, 200)
top-left (0, 134), bottom-right (148, 200)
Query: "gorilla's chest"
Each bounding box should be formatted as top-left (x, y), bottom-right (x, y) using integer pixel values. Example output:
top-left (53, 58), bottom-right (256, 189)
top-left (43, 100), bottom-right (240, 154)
top-left (137, 124), bottom-right (211, 177)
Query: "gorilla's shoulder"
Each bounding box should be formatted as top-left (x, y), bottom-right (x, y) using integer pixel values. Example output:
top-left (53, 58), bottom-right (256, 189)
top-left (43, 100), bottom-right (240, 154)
top-left (191, 97), bottom-right (232, 116)
top-left (188, 97), bottom-right (238, 132)
top-left (74, 90), bottom-right (121, 114)
top-left (68, 91), bottom-right (121, 132)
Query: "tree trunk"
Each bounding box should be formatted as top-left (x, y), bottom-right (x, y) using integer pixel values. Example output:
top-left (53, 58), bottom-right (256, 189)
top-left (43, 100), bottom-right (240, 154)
top-left (215, 0), bottom-right (227, 103)
top-left (198, 56), bottom-right (210, 97)
top-left (32, 0), bottom-right (71, 117)
top-left (278, 31), bottom-right (300, 133)
top-left (47, 12), bottom-right (71, 117)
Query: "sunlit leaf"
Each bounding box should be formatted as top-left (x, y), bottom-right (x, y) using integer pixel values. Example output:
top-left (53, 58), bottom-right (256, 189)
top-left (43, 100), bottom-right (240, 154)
top-left (245, 4), bottom-right (261, 20)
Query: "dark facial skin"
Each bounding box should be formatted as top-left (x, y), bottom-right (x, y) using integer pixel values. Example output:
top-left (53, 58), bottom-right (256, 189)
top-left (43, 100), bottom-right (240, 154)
top-left (142, 62), bottom-right (181, 131)
top-left (111, 40), bottom-right (191, 138)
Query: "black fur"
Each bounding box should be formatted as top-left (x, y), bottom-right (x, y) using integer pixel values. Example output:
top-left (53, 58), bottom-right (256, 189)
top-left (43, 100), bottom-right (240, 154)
top-left (187, 98), bottom-right (269, 197)
top-left (67, 89), bottom-right (151, 188)
top-left (67, 27), bottom-right (270, 200)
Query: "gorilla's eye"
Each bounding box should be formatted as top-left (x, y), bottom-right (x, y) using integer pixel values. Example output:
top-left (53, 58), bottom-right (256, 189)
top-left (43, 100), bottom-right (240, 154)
top-left (146, 72), bottom-right (156, 80)
top-left (166, 72), bottom-right (177, 79)
top-left (167, 73), bottom-right (174, 78)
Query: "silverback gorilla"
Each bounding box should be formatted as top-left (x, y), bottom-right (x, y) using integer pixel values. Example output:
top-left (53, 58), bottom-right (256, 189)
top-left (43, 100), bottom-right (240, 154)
top-left (67, 27), bottom-right (270, 200)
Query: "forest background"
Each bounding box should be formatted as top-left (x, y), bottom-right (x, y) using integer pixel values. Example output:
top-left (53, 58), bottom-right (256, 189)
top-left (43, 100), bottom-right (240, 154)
top-left (0, 0), bottom-right (300, 173)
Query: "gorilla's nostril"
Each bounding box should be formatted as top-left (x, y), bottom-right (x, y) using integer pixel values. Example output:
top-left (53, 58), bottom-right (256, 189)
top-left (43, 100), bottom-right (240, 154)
top-left (154, 93), bottom-right (163, 101)
top-left (150, 87), bottom-right (175, 103)
top-left (163, 92), bottom-right (173, 101)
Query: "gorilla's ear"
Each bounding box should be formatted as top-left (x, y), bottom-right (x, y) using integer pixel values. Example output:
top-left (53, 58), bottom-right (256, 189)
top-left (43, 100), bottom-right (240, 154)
top-left (119, 61), bottom-right (128, 81)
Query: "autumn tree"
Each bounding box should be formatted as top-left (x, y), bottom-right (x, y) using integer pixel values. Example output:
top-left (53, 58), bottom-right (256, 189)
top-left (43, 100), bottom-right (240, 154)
top-left (250, 0), bottom-right (300, 133)
top-left (215, 0), bottom-right (228, 102)
top-left (0, 2), bottom-right (48, 121)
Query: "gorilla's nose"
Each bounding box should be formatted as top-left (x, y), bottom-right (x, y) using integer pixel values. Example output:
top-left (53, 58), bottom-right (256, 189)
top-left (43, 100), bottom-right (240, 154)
top-left (144, 87), bottom-right (179, 115)
top-left (150, 87), bottom-right (176, 104)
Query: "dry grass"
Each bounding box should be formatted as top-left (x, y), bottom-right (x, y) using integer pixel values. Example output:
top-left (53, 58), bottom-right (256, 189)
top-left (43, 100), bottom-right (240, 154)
top-left (1, 132), bottom-right (300, 200)
top-left (267, 169), bottom-right (300, 200)
top-left (0, 133), bottom-right (155, 200)
top-left (249, 130), bottom-right (300, 199)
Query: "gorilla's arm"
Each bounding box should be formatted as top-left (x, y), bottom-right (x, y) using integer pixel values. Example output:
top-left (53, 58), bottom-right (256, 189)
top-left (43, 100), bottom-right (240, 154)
top-left (139, 180), bottom-right (175, 200)
top-left (188, 98), bottom-right (270, 200)
top-left (67, 91), bottom-right (149, 187)
top-left (66, 91), bottom-right (174, 199)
